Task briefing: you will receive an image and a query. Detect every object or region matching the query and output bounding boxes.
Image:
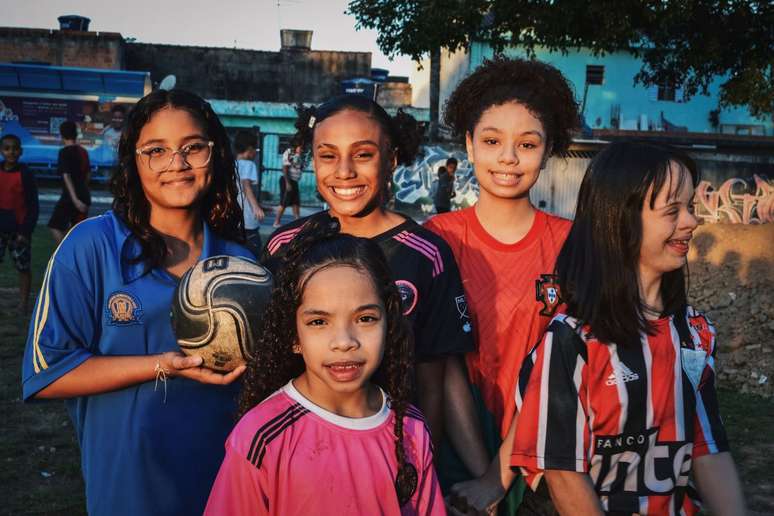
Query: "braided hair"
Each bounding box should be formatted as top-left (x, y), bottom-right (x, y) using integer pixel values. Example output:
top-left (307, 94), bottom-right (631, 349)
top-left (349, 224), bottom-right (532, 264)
top-left (239, 213), bottom-right (418, 506)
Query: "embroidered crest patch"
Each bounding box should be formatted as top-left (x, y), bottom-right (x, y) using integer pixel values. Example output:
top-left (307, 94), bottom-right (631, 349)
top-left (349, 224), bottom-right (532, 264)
top-left (535, 274), bottom-right (562, 317)
top-left (106, 291), bottom-right (143, 325)
top-left (395, 280), bottom-right (418, 315)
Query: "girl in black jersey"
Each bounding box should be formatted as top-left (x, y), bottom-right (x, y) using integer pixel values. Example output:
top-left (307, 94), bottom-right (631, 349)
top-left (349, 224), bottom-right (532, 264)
top-left (263, 94), bottom-right (490, 487)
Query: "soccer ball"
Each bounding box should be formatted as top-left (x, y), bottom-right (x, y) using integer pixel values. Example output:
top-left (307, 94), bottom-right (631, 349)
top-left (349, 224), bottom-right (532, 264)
top-left (171, 255), bottom-right (273, 372)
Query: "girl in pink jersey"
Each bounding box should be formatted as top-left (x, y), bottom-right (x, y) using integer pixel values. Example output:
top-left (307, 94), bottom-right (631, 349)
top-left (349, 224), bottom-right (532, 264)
top-left (205, 218), bottom-right (445, 515)
top-left (511, 142), bottom-right (745, 515)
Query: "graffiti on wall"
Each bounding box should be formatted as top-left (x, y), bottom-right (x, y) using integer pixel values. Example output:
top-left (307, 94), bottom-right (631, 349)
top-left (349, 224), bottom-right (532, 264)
top-left (694, 174), bottom-right (774, 224)
top-left (393, 145), bottom-right (477, 212)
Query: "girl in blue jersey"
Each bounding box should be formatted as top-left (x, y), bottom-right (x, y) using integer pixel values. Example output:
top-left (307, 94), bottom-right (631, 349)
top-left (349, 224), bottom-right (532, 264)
top-left (262, 94), bottom-right (490, 487)
top-left (22, 89), bottom-right (253, 516)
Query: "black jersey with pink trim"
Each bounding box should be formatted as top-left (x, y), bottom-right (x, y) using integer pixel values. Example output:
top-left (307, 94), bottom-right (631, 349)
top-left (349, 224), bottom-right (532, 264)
top-left (262, 212), bottom-right (474, 359)
top-left (511, 307), bottom-right (729, 515)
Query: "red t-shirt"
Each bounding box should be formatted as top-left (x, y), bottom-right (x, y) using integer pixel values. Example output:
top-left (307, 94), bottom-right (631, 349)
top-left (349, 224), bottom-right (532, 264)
top-left (0, 165), bottom-right (26, 225)
top-left (425, 207), bottom-right (570, 437)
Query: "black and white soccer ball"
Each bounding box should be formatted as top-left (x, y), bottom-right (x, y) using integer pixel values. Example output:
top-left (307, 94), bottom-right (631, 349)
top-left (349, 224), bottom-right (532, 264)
top-left (171, 255), bottom-right (273, 372)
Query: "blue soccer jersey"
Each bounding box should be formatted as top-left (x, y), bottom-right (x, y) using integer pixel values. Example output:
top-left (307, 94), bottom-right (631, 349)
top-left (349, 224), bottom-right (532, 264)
top-left (22, 211), bottom-right (252, 516)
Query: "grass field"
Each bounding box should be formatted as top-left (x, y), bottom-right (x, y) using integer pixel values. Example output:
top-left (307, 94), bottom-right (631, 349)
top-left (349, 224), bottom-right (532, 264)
top-left (0, 229), bottom-right (772, 514)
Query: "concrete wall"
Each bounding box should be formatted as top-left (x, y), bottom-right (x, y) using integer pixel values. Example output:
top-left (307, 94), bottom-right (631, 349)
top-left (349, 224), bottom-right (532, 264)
top-left (0, 27), bottom-right (124, 69)
top-left (471, 42), bottom-right (774, 136)
top-left (125, 43), bottom-right (371, 102)
top-left (413, 41), bottom-right (774, 136)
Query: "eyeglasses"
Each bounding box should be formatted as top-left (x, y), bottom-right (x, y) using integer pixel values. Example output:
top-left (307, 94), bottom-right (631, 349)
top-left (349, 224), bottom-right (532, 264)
top-left (135, 140), bottom-right (214, 172)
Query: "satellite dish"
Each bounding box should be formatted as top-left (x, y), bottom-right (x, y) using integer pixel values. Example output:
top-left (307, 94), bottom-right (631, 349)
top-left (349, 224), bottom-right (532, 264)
top-left (159, 75), bottom-right (177, 91)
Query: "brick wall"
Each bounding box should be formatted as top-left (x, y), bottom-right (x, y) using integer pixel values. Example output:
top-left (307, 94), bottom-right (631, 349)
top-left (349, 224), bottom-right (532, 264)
top-left (125, 43), bottom-right (371, 102)
top-left (0, 27), bottom-right (124, 69)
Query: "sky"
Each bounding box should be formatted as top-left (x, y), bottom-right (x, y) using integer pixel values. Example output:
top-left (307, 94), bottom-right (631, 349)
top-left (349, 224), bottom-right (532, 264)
top-left (1, 0), bottom-right (417, 76)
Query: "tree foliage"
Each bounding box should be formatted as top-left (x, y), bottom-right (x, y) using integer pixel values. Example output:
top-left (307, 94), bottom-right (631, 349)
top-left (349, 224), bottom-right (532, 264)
top-left (348, 0), bottom-right (774, 118)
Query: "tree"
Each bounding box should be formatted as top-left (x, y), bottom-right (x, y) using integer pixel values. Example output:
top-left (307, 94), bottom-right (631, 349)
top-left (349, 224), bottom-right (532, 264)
top-left (348, 0), bottom-right (774, 132)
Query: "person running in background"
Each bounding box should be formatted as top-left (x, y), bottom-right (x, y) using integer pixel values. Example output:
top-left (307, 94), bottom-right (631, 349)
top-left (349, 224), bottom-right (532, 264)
top-left (511, 141), bottom-right (745, 515)
top-left (273, 141), bottom-right (303, 227)
top-left (424, 57), bottom-right (580, 514)
top-left (234, 130), bottom-right (265, 256)
top-left (206, 222), bottom-right (444, 515)
top-left (48, 120), bottom-right (91, 244)
top-left (0, 133), bottom-right (38, 314)
top-left (434, 157), bottom-right (458, 214)
top-left (263, 94), bottom-right (490, 488)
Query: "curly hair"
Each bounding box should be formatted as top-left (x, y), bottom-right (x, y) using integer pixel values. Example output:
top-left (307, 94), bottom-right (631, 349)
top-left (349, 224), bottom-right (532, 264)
top-left (239, 214), bottom-right (417, 506)
top-left (293, 95), bottom-right (424, 206)
top-left (110, 89), bottom-right (244, 271)
top-left (444, 57), bottom-right (580, 156)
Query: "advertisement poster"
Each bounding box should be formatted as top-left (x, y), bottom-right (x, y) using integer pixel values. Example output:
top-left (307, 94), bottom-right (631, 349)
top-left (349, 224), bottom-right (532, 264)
top-left (0, 96), bottom-right (131, 167)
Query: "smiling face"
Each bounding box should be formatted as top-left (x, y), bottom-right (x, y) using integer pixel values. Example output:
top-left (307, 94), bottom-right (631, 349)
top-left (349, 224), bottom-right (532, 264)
top-left (134, 107), bottom-right (213, 213)
top-left (465, 101), bottom-right (547, 202)
top-left (312, 109), bottom-right (392, 218)
top-left (294, 264), bottom-right (386, 411)
top-left (639, 161), bottom-right (699, 283)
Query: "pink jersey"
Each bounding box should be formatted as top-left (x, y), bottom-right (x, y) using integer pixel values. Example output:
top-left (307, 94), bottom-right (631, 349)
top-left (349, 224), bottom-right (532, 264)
top-left (205, 381), bottom-right (446, 516)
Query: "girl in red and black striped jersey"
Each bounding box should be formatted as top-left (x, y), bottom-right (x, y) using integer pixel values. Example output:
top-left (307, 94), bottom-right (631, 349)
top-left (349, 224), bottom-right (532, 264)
top-left (510, 142), bottom-right (745, 515)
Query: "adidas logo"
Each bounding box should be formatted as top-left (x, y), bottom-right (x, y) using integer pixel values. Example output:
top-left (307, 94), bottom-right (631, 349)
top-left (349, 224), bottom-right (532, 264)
top-left (606, 363), bottom-right (640, 385)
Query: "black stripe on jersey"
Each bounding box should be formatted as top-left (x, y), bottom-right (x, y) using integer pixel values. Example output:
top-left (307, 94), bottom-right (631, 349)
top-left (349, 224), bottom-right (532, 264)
top-left (405, 406), bottom-right (426, 422)
top-left (405, 406), bottom-right (433, 448)
top-left (617, 343), bottom-right (648, 437)
top-left (543, 320), bottom-right (586, 469)
top-left (247, 404), bottom-right (308, 466)
top-left (254, 408), bottom-right (310, 468)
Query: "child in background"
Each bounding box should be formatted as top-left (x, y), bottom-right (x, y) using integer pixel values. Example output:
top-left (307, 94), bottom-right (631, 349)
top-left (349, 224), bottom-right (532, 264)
top-left (48, 120), bottom-right (91, 244)
top-left (0, 134), bottom-right (38, 314)
top-left (424, 58), bottom-right (579, 513)
top-left (206, 219), bottom-right (445, 515)
top-left (511, 142), bottom-right (745, 515)
top-left (234, 130), bottom-right (265, 256)
top-left (434, 157), bottom-right (458, 214)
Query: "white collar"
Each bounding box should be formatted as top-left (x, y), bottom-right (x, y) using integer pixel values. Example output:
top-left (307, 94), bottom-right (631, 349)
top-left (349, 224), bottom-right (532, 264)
top-left (283, 380), bottom-right (390, 430)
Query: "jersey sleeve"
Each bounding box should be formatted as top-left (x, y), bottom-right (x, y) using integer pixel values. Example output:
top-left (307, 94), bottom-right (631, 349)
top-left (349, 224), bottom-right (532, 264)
top-left (21, 251), bottom-right (97, 400)
top-left (57, 147), bottom-right (77, 177)
top-left (413, 241), bottom-right (474, 360)
top-left (239, 161), bottom-right (258, 183)
top-left (690, 314), bottom-right (730, 458)
top-left (406, 416), bottom-right (445, 516)
top-left (204, 439), bottom-right (269, 516)
top-left (511, 317), bottom-right (590, 490)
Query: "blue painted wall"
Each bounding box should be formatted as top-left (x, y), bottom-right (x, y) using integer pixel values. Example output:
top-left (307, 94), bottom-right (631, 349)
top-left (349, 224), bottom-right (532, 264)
top-left (470, 42), bottom-right (773, 136)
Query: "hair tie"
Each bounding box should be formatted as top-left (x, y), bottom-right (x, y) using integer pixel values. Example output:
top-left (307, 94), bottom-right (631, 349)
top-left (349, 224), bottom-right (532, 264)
top-left (308, 116), bottom-right (316, 129)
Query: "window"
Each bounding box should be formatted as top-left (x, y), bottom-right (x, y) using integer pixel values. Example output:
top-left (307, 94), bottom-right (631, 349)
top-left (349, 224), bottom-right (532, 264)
top-left (585, 65), bottom-right (605, 85)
